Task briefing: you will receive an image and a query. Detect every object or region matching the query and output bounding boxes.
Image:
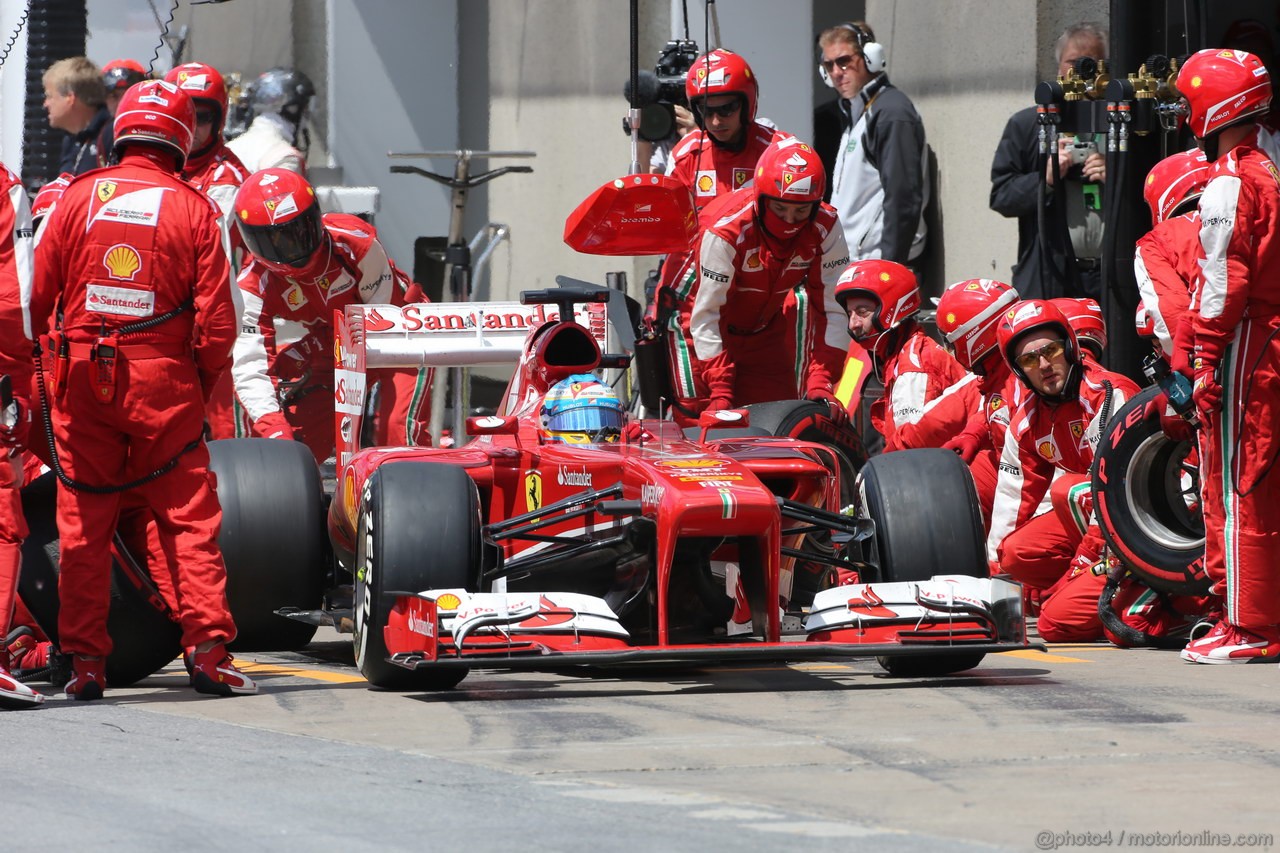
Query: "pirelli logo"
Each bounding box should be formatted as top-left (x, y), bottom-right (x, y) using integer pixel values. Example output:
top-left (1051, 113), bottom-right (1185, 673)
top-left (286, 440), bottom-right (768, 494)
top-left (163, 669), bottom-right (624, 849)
top-left (703, 269), bottom-right (729, 283)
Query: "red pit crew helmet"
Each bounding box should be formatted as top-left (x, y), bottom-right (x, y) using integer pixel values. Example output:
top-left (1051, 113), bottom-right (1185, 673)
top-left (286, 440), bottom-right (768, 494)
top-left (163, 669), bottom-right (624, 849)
top-left (1051, 297), bottom-right (1107, 359)
top-left (1176, 49), bottom-right (1272, 138)
top-left (997, 298), bottom-right (1080, 389)
top-left (1143, 149), bottom-right (1209, 226)
top-left (234, 168), bottom-right (324, 272)
top-left (834, 259), bottom-right (920, 353)
top-left (31, 173), bottom-right (72, 223)
top-left (935, 278), bottom-right (1019, 372)
top-left (685, 48), bottom-right (759, 127)
top-left (112, 80), bottom-right (196, 166)
top-left (164, 62), bottom-right (229, 136)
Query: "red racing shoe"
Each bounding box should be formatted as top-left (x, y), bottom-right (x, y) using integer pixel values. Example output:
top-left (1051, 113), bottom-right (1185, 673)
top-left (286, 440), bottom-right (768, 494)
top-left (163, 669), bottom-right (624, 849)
top-left (64, 656), bottom-right (106, 701)
top-left (191, 646), bottom-right (258, 696)
top-left (1180, 621), bottom-right (1280, 664)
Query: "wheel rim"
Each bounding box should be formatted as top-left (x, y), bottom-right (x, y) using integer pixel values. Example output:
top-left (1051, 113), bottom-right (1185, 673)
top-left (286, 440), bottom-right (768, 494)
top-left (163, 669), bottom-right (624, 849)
top-left (1122, 432), bottom-right (1204, 552)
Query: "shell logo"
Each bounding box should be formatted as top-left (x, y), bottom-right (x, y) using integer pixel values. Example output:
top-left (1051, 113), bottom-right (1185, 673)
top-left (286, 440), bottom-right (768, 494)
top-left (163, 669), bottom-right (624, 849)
top-left (1038, 440), bottom-right (1055, 460)
top-left (696, 174), bottom-right (714, 193)
top-left (1190, 75), bottom-right (1202, 88)
top-left (103, 244), bottom-right (142, 281)
top-left (879, 271), bottom-right (891, 282)
top-left (945, 312), bottom-right (956, 325)
top-left (238, 209), bottom-right (249, 220)
top-left (435, 593), bottom-right (462, 610)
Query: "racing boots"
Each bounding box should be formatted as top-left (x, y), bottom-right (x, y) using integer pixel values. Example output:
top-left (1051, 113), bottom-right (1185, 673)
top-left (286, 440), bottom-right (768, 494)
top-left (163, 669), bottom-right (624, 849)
top-left (1180, 621), bottom-right (1280, 664)
top-left (64, 655), bottom-right (106, 701)
top-left (190, 645), bottom-right (258, 696)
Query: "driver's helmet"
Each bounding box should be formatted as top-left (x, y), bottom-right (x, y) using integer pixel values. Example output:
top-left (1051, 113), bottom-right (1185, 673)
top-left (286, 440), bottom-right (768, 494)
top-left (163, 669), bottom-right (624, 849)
top-left (540, 374), bottom-right (625, 445)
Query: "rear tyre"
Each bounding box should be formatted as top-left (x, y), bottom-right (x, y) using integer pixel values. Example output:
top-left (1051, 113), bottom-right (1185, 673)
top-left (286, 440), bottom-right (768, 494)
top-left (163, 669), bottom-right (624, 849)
top-left (17, 473), bottom-right (181, 687)
top-left (209, 439), bottom-right (326, 651)
top-left (1091, 385), bottom-right (1208, 595)
top-left (354, 462), bottom-right (478, 690)
top-left (858, 449), bottom-right (987, 676)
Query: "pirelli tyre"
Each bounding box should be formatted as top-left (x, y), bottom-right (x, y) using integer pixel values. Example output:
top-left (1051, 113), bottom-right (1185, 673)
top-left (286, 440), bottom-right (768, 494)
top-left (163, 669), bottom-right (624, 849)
top-left (354, 462), bottom-right (479, 690)
top-left (1090, 384), bottom-right (1208, 595)
top-left (209, 439), bottom-right (327, 651)
top-left (17, 472), bottom-right (182, 687)
top-left (857, 448), bottom-right (988, 677)
top-left (743, 400), bottom-right (867, 502)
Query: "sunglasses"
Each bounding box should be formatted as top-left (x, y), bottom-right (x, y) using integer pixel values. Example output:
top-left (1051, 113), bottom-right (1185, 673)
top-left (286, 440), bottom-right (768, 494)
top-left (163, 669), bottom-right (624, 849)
top-left (821, 54), bottom-right (857, 73)
top-left (1015, 340), bottom-right (1066, 371)
top-left (195, 109), bottom-right (217, 125)
top-left (699, 99), bottom-right (741, 119)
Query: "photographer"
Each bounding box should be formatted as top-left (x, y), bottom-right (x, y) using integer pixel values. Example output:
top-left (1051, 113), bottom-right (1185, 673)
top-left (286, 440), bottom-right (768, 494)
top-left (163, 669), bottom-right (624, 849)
top-left (990, 22), bottom-right (1108, 300)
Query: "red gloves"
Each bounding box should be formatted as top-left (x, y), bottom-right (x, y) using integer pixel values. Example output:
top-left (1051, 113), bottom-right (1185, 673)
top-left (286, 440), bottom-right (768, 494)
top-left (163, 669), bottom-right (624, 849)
top-left (806, 392), bottom-right (849, 427)
top-left (623, 422), bottom-right (656, 443)
top-left (700, 351), bottom-right (735, 413)
top-left (1169, 318), bottom-right (1195, 379)
top-left (1192, 357), bottom-right (1222, 423)
top-left (1141, 390), bottom-right (1195, 443)
top-left (943, 430), bottom-right (985, 464)
top-left (0, 396), bottom-right (31, 450)
top-left (252, 411), bottom-right (295, 441)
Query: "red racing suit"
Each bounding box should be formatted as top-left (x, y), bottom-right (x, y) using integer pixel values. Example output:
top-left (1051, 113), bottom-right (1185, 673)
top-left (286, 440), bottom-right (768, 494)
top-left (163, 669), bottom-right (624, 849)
top-left (867, 324), bottom-right (967, 452)
top-left (674, 187), bottom-right (850, 416)
top-left (657, 122), bottom-right (791, 304)
top-left (28, 150), bottom-right (239, 658)
top-left (183, 142), bottom-right (251, 439)
top-left (1185, 130), bottom-right (1280, 632)
top-left (233, 213), bottom-right (432, 462)
top-left (1134, 211), bottom-right (1199, 359)
top-left (0, 164), bottom-right (34, 641)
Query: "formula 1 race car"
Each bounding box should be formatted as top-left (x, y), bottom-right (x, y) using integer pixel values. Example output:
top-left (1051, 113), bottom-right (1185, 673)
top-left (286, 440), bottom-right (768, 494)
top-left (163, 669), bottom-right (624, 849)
top-left (279, 283), bottom-right (1029, 688)
top-left (15, 284), bottom-right (1033, 689)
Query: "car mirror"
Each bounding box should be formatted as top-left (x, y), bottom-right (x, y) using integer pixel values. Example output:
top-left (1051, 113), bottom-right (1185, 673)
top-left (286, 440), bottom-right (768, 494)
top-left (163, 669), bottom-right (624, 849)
top-left (467, 414), bottom-right (519, 436)
top-left (697, 408), bottom-right (749, 443)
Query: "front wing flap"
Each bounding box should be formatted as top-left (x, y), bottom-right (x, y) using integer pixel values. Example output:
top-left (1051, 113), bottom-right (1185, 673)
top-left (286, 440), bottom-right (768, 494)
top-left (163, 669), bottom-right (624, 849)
top-left (382, 580), bottom-right (1036, 672)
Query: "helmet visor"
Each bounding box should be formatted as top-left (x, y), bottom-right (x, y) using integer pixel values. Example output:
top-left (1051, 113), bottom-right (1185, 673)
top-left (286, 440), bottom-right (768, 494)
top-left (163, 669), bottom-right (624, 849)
top-left (545, 401), bottom-right (625, 440)
top-left (239, 203), bottom-right (322, 267)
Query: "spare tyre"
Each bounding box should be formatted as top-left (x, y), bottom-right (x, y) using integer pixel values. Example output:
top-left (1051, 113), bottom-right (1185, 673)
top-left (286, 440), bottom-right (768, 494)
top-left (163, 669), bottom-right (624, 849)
top-left (1091, 385), bottom-right (1208, 595)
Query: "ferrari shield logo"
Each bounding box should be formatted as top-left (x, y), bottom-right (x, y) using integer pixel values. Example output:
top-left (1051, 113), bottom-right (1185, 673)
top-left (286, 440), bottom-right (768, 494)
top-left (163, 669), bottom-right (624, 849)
top-left (524, 471), bottom-right (542, 512)
top-left (97, 181), bottom-right (117, 203)
top-left (732, 167), bottom-right (751, 188)
top-left (1069, 420), bottom-right (1084, 440)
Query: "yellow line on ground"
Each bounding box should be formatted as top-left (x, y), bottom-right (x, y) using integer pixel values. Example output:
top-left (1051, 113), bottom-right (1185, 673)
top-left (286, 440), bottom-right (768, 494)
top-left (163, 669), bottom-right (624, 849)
top-left (998, 649), bottom-right (1093, 663)
top-left (235, 661), bottom-right (368, 684)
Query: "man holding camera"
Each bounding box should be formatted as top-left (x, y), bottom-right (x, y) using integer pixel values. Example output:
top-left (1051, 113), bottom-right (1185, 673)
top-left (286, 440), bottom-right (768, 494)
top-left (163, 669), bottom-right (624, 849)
top-left (990, 23), bottom-right (1108, 300)
top-left (817, 21), bottom-right (929, 269)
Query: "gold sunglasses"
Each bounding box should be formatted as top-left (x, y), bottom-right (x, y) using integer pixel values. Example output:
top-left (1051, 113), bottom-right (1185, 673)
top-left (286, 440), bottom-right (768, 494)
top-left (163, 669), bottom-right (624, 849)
top-left (1015, 340), bottom-right (1066, 370)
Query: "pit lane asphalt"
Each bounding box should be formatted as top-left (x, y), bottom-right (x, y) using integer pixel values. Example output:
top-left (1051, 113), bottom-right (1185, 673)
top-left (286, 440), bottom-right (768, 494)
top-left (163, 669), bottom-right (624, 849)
top-left (6, 628), bottom-right (1276, 852)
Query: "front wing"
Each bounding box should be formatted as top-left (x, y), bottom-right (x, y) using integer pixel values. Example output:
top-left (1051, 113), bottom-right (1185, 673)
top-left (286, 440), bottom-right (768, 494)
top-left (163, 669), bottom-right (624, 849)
top-left (382, 577), bottom-right (1039, 672)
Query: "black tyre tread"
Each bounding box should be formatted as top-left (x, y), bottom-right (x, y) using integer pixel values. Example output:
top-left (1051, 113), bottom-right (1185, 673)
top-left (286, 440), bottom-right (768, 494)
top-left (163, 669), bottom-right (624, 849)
top-left (860, 449), bottom-right (987, 676)
top-left (1091, 385), bottom-right (1208, 595)
top-left (208, 439), bottom-right (326, 651)
top-left (355, 462), bottom-right (477, 690)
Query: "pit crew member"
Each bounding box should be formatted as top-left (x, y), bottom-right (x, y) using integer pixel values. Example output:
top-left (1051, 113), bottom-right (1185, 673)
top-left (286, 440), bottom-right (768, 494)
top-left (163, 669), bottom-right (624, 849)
top-left (1173, 49), bottom-right (1280, 663)
top-left (679, 139), bottom-right (850, 420)
top-left (835, 259), bottom-right (966, 452)
top-left (0, 162), bottom-right (44, 707)
top-left (27, 80), bottom-right (255, 699)
top-left (227, 67), bottom-right (313, 175)
top-left (232, 168), bottom-right (431, 461)
top-left (987, 300), bottom-right (1139, 642)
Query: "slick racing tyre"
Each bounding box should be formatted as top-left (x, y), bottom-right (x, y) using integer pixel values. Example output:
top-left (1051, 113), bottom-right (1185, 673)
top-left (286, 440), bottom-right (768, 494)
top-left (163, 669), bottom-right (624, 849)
top-left (17, 472), bottom-right (182, 687)
top-left (744, 400), bottom-right (867, 504)
top-left (354, 462), bottom-right (479, 690)
top-left (209, 439), bottom-right (327, 651)
top-left (1091, 385), bottom-right (1208, 596)
top-left (858, 449), bottom-right (987, 677)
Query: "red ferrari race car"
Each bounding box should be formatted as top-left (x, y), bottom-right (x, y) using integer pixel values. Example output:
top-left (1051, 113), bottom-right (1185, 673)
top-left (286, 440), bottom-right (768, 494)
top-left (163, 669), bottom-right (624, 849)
top-left (13, 284), bottom-right (1034, 689)
top-left (262, 282), bottom-right (1032, 689)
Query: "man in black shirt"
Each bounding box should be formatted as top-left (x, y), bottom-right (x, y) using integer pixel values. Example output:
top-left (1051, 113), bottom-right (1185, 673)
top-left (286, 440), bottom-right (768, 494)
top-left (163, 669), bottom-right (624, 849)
top-left (41, 57), bottom-right (110, 178)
